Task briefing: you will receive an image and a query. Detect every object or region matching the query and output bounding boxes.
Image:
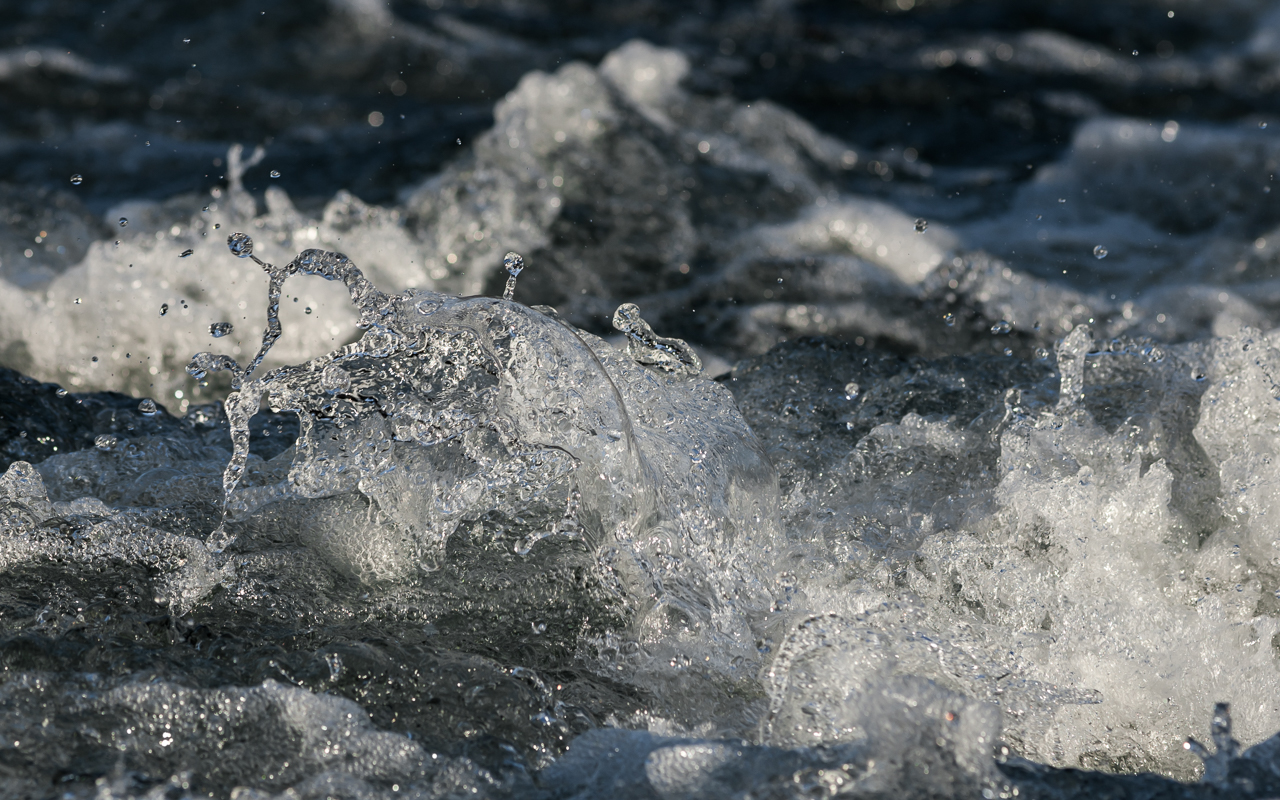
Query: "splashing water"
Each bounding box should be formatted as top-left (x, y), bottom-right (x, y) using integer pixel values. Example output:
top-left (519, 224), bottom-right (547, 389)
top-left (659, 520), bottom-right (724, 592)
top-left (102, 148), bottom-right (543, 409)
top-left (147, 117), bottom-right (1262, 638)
top-left (502, 251), bottom-right (524, 301)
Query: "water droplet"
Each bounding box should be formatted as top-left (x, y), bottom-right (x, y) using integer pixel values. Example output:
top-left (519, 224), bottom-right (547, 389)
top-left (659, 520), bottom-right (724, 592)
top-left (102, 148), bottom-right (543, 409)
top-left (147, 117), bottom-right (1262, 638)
top-left (118, 217), bottom-right (128, 227)
top-left (844, 382), bottom-right (860, 399)
top-left (227, 232), bottom-right (253, 258)
top-left (1132, 49), bottom-right (1139, 56)
top-left (1192, 370), bottom-right (1207, 382)
top-left (183, 38), bottom-right (191, 43)
top-left (210, 322), bottom-right (234, 338)
top-left (502, 251), bottom-right (525, 301)
top-left (1093, 245), bottom-right (1108, 259)
top-left (159, 303), bottom-right (169, 316)
top-left (1057, 198), bottom-right (1066, 203)
top-left (69, 174), bottom-right (82, 185)
top-left (456, 138), bottom-right (462, 145)
top-left (1262, 122), bottom-right (1270, 130)
top-left (914, 218), bottom-right (928, 233)
top-left (74, 298), bottom-right (81, 305)
top-left (138, 398), bottom-right (158, 415)
top-left (180, 249), bottom-right (194, 258)
top-left (1034, 347), bottom-right (1050, 360)
top-left (990, 320), bottom-right (1012, 334)
top-left (1004, 348), bottom-right (1013, 356)
top-left (269, 170), bottom-right (281, 178)
top-left (55, 388), bottom-right (68, 397)
top-left (94, 434), bottom-right (117, 450)
top-left (304, 306), bottom-right (312, 314)
top-left (943, 312), bottom-right (956, 326)
top-left (91, 356), bottom-right (98, 362)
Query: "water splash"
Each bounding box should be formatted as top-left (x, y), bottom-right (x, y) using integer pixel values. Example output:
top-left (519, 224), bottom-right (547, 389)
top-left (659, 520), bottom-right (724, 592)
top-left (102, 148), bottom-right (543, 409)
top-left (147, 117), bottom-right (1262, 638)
top-left (611, 303), bottom-right (702, 376)
top-left (502, 251), bottom-right (524, 301)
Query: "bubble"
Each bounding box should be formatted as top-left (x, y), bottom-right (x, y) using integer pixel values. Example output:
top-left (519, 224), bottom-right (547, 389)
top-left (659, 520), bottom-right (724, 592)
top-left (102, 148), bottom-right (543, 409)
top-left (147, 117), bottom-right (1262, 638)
top-left (914, 218), bottom-right (928, 233)
top-left (990, 320), bottom-right (1012, 334)
top-left (180, 249), bottom-right (194, 258)
top-left (210, 322), bottom-right (234, 338)
top-left (844, 382), bottom-right (860, 399)
top-left (160, 303), bottom-right (169, 316)
top-left (138, 398), bottom-right (158, 415)
top-left (227, 232), bottom-right (253, 258)
top-left (118, 217), bottom-right (128, 227)
top-left (943, 313), bottom-right (955, 326)
top-left (1093, 245), bottom-right (1108, 259)
top-left (270, 170), bottom-right (281, 178)
top-left (69, 174), bottom-right (82, 185)
top-left (94, 434), bottom-right (117, 450)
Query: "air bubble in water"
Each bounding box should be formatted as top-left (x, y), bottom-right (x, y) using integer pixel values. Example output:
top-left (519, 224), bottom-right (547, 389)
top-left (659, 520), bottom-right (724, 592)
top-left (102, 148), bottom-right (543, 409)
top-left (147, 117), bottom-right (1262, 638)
top-left (502, 251), bottom-right (525, 301)
top-left (94, 434), bottom-right (117, 450)
top-left (943, 313), bottom-right (955, 326)
top-left (1093, 245), bottom-right (1108, 259)
top-left (844, 382), bottom-right (860, 399)
top-left (227, 232), bottom-right (254, 258)
top-left (914, 218), bottom-right (928, 233)
top-left (990, 320), bottom-right (1012, 334)
top-left (69, 174), bottom-right (82, 185)
top-left (138, 398), bottom-right (158, 415)
top-left (118, 217), bottom-right (128, 227)
top-left (270, 170), bottom-right (281, 178)
top-left (160, 303), bottom-right (169, 316)
top-left (210, 322), bottom-right (233, 338)
top-left (180, 249), bottom-right (194, 258)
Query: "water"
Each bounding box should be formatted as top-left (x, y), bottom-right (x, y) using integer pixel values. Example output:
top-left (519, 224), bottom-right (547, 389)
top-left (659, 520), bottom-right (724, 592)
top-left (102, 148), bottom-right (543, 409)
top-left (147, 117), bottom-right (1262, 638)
top-left (6, 2), bottom-right (1280, 798)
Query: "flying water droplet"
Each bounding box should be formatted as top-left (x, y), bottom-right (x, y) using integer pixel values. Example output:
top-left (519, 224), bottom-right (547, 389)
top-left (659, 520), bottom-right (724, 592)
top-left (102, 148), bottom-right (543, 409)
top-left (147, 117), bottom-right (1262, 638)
top-left (183, 38), bottom-right (191, 44)
top-left (502, 251), bottom-right (525, 301)
top-left (1093, 245), bottom-right (1108, 259)
top-left (270, 170), bottom-right (281, 178)
top-left (180, 249), bottom-right (194, 258)
top-left (1261, 122), bottom-right (1269, 130)
top-left (138, 398), bottom-right (158, 415)
top-left (844, 382), bottom-right (860, 399)
top-left (227, 232), bottom-right (254, 258)
top-left (55, 388), bottom-right (68, 398)
top-left (159, 303), bottom-right (169, 316)
top-left (990, 320), bottom-right (1012, 334)
top-left (943, 312), bottom-right (956, 326)
top-left (210, 322), bottom-right (234, 338)
top-left (1034, 347), bottom-right (1050, 360)
top-left (304, 306), bottom-right (312, 315)
top-left (914, 218), bottom-right (928, 233)
top-left (94, 434), bottom-right (117, 451)
top-left (74, 298), bottom-right (81, 305)
top-left (69, 174), bottom-right (82, 185)
top-left (118, 217), bottom-right (128, 227)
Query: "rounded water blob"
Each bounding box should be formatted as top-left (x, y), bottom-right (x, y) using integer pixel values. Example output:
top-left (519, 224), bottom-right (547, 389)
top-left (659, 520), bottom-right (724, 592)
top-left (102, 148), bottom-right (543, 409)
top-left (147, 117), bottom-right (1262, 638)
top-left (943, 313), bottom-right (956, 326)
top-left (180, 249), bottom-right (194, 258)
top-left (270, 170), bottom-right (281, 178)
top-left (844, 382), bottom-right (860, 399)
top-left (160, 303), bottom-right (169, 316)
top-left (304, 307), bottom-right (312, 315)
top-left (69, 174), bottom-right (82, 185)
top-left (227, 232), bottom-right (254, 258)
top-left (1093, 245), bottom-right (1108, 259)
top-left (914, 218), bottom-right (928, 233)
top-left (1034, 347), bottom-right (1050, 359)
top-left (118, 217), bottom-right (128, 227)
top-left (55, 388), bottom-right (67, 397)
top-left (94, 434), bottom-right (117, 450)
top-left (138, 398), bottom-right (158, 415)
top-left (990, 320), bottom-right (1012, 334)
top-left (504, 252), bottom-right (525, 277)
top-left (210, 322), bottom-right (234, 338)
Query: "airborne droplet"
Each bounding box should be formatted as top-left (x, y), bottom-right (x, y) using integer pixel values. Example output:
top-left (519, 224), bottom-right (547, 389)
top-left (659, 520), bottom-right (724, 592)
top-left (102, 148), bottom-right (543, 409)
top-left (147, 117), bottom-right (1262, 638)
top-left (69, 174), bottom-right (83, 185)
top-left (138, 398), bottom-right (158, 415)
top-left (844, 382), bottom-right (860, 399)
top-left (914, 218), bottom-right (928, 233)
top-left (227, 232), bottom-right (254, 258)
top-left (180, 249), bottom-right (194, 258)
top-left (1093, 245), bottom-right (1108, 259)
top-left (943, 312), bottom-right (956, 326)
top-left (210, 322), bottom-right (234, 338)
top-left (270, 170), bottom-right (281, 178)
top-left (94, 434), bottom-right (117, 450)
top-left (990, 320), bottom-right (1012, 334)
top-left (160, 303), bottom-right (169, 316)
top-left (118, 217), bottom-right (128, 227)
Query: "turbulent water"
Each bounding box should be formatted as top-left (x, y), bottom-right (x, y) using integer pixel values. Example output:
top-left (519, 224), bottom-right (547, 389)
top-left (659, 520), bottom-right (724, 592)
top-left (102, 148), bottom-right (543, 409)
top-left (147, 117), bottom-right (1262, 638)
top-left (11, 1), bottom-right (1280, 798)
